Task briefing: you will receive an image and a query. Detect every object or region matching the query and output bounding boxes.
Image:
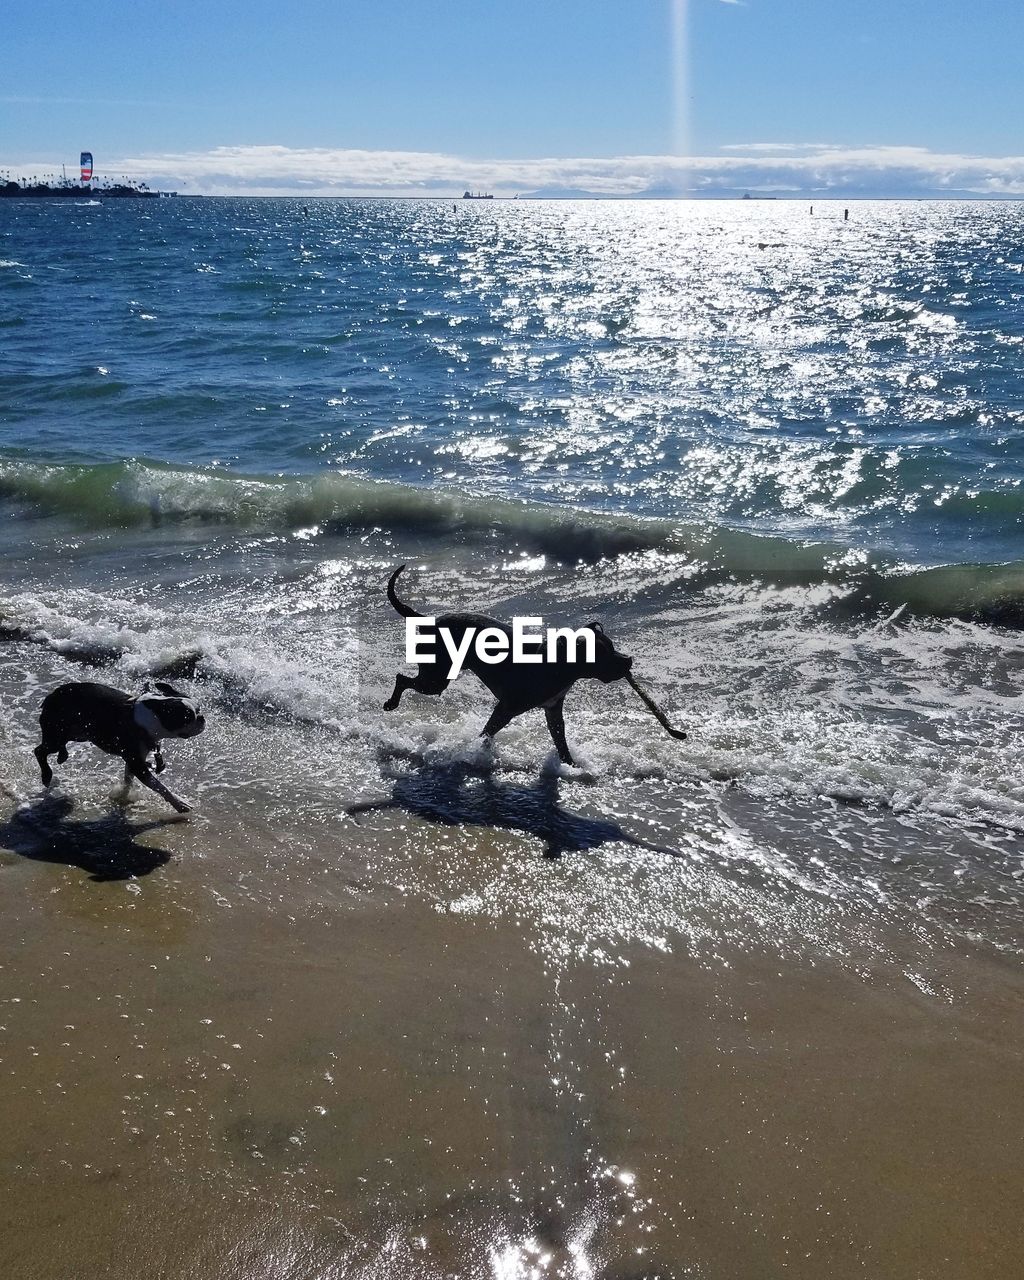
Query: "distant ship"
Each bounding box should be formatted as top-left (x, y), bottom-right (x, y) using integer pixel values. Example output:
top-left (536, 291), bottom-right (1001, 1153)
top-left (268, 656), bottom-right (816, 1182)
top-left (462, 190), bottom-right (494, 200)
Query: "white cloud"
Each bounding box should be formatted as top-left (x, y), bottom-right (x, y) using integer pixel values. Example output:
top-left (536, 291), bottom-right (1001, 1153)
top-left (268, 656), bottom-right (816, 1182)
top-left (719, 142), bottom-right (835, 153)
top-left (6, 141), bottom-right (1024, 198)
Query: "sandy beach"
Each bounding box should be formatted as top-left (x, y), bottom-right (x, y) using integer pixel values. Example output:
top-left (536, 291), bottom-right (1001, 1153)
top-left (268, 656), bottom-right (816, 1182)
top-left (3, 677), bottom-right (1023, 1277)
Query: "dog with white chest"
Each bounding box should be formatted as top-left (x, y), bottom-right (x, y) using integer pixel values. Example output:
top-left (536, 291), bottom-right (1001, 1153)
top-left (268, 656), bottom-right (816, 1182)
top-left (34, 680), bottom-right (205, 814)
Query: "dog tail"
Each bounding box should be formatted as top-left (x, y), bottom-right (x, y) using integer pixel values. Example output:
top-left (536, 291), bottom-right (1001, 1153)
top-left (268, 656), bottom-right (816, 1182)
top-left (387, 566), bottom-right (421, 618)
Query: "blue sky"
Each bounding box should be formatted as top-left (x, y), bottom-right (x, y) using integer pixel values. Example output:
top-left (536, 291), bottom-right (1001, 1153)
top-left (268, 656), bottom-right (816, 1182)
top-left (3, 1), bottom-right (1023, 196)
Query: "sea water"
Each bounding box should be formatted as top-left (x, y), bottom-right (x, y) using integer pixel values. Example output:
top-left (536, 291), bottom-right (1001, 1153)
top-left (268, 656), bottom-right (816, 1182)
top-left (1, 197), bottom-right (1023, 1275)
top-left (2, 196), bottom-right (1021, 788)
top-left (2, 194), bottom-right (1023, 934)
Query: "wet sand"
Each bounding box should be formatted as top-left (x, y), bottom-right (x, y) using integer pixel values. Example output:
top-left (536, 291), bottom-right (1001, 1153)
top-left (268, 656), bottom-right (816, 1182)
top-left (2, 742), bottom-right (1023, 1279)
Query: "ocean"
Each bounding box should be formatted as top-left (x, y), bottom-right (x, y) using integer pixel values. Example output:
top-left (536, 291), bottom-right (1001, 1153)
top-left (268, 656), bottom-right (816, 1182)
top-left (1, 197), bottom-right (1022, 1278)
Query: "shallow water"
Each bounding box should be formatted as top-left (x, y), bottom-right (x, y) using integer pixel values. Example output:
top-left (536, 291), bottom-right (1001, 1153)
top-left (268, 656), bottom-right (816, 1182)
top-left (3, 663), bottom-right (1023, 1277)
top-left (2, 527), bottom-right (1022, 1276)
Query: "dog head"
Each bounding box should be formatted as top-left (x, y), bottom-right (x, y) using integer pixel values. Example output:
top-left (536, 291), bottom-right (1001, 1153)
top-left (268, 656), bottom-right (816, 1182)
top-left (134, 682), bottom-right (206, 741)
top-left (586, 622), bottom-right (634, 683)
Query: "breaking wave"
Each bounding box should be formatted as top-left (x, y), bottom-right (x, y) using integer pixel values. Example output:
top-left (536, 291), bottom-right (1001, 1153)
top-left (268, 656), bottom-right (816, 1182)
top-left (2, 456), bottom-right (1023, 626)
top-left (1, 581), bottom-right (1023, 837)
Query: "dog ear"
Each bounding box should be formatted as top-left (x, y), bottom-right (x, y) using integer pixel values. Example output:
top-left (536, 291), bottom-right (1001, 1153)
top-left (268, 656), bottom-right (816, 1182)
top-left (154, 681), bottom-right (184, 698)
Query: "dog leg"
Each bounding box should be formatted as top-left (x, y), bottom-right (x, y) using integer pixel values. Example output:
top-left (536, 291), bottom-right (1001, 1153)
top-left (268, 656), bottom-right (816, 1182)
top-left (110, 762), bottom-right (135, 806)
top-left (385, 668), bottom-right (450, 711)
top-left (126, 757), bottom-right (191, 814)
top-left (480, 702), bottom-right (516, 742)
top-left (544, 699), bottom-right (575, 766)
top-left (34, 743), bottom-right (55, 787)
top-left (153, 749), bottom-right (165, 774)
top-left (384, 672), bottom-right (415, 711)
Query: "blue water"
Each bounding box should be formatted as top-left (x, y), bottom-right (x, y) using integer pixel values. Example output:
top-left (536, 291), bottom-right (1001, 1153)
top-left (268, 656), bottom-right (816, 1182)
top-left (2, 197), bottom-right (1023, 565)
top-left (1, 196), bottom-right (1022, 844)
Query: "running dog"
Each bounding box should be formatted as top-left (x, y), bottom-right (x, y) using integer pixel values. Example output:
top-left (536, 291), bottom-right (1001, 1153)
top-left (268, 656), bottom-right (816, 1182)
top-left (34, 681), bottom-right (205, 813)
top-left (383, 566), bottom-right (632, 766)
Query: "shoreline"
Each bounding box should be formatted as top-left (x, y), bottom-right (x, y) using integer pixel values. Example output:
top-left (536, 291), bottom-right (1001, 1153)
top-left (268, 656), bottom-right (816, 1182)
top-left (2, 775), bottom-right (1022, 1278)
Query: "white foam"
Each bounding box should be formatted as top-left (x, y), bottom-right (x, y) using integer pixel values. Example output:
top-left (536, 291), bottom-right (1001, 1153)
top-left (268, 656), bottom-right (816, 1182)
top-left (2, 578), bottom-right (1022, 834)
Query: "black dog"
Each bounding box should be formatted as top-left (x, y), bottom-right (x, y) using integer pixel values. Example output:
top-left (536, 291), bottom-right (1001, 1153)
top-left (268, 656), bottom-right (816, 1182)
top-left (383, 566), bottom-right (632, 766)
top-left (34, 681), bottom-right (205, 814)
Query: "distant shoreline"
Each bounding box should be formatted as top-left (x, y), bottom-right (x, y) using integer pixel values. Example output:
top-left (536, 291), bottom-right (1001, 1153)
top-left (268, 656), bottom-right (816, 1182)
top-left (2, 184), bottom-right (1022, 202)
top-left (1, 181), bottom-right (169, 199)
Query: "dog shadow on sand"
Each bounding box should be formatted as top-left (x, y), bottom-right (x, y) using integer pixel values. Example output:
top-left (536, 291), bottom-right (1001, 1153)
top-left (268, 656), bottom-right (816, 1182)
top-left (0, 791), bottom-right (177, 882)
top-left (347, 752), bottom-right (679, 861)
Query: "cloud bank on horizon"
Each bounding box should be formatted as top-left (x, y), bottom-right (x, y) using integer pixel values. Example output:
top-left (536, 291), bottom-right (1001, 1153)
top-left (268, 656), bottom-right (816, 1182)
top-left (9, 142), bottom-right (1024, 198)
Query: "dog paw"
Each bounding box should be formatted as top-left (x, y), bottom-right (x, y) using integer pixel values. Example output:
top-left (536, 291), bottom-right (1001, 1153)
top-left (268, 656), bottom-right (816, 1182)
top-left (544, 752), bottom-right (596, 784)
